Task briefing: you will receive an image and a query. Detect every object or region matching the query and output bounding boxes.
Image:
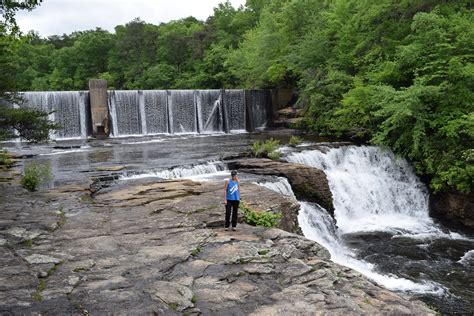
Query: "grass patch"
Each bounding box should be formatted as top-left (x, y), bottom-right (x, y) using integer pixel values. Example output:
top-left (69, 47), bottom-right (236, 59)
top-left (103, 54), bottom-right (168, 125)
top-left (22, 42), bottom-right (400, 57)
top-left (250, 138), bottom-right (281, 160)
top-left (22, 239), bottom-right (33, 248)
top-left (169, 303), bottom-right (178, 310)
top-left (0, 150), bottom-right (13, 167)
top-left (56, 204), bottom-right (66, 228)
top-left (46, 262), bottom-right (63, 277)
top-left (31, 279), bottom-right (46, 302)
top-left (258, 249), bottom-right (269, 256)
top-left (240, 202), bottom-right (282, 228)
top-left (21, 162), bottom-right (52, 192)
top-left (191, 294), bottom-right (197, 304)
top-left (191, 245), bottom-right (202, 257)
top-left (288, 135), bottom-right (303, 147)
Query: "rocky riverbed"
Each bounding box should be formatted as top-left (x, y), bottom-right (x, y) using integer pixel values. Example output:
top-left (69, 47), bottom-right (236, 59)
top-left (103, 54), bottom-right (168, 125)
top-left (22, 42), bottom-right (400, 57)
top-left (0, 161), bottom-right (434, 315)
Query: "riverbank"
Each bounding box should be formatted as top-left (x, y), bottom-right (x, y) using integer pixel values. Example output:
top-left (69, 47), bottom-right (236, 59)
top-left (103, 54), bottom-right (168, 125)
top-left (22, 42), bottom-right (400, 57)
top-left (0, 158), bottom-right (434, 314)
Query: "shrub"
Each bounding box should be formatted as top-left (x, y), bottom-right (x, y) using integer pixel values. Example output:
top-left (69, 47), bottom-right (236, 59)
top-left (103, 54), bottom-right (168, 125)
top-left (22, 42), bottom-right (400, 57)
top-left (251, 138), bottom-right (280, 160)
top-left (21, 162), bottom-right (52, 192)
top-left (0, 150), bottom-right (13, 166)
top-left (240, 202), bottom-right (282, 228)
top-left (288, 135), bottom-right (303, 147)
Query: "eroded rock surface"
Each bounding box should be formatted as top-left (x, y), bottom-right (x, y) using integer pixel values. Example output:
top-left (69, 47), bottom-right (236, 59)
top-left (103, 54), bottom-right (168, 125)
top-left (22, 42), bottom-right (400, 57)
top-left (0, 172), bottom-right (433, 315)
top-left (228, 158), bottom-right (334, 216)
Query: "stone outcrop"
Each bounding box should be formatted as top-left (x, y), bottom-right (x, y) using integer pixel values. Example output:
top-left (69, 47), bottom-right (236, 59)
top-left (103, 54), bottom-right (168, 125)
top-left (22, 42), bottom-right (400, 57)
top-left (430, 191), bottom-right (474, 228)
top-left (0, 168), bottom-right (433, 314)
top-left (228, 158), bottom-right (335, 216)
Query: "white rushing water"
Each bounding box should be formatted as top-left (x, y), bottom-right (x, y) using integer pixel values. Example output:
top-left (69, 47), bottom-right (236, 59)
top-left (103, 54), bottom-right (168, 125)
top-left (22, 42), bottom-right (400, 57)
top-left (274, 145), bottom-right (463, 293)
top-left (120, 161), bottom-right (228, 181)
top-left (458, 250), bottom-right (474, 266)
top-left (255, 174), bottom-right (443, 294)
top-left (287, 146), bottom-right (443, 236)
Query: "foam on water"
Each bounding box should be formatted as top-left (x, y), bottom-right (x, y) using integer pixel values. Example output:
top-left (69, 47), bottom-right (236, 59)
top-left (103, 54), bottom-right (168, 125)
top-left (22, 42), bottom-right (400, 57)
top-left (120, 161), bottom-right (227, 181)
top-left (255, 177), bottom-right (442, 293)
top-left (287, 146), bottom-right (437, 235)
top-left (254, 177), bottom-right (296, 199)
top-left (458, 250), bottom-right (474, 266)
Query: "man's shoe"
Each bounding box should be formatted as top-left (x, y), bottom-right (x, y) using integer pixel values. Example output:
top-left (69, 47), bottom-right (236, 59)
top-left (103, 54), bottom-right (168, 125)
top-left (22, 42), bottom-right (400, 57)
top-left (225, 228), bottom-right (229, 231)
top-left (232, 227), bottom-right (236, 231)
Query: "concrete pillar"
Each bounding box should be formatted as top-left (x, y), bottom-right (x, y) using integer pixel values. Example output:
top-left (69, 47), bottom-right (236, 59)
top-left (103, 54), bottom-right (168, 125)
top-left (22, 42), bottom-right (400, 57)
top-left (89, 79), bottom-right (109, 137)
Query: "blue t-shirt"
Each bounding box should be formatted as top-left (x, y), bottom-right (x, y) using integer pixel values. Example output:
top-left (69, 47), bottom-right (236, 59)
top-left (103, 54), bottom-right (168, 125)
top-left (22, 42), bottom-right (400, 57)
top-left (226, 179), bottom-right (240, 201)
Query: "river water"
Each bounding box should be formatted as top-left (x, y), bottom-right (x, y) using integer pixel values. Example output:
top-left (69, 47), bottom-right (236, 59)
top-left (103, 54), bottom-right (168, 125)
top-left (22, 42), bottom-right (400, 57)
top-left (3, 132), bottom-right (473, 313)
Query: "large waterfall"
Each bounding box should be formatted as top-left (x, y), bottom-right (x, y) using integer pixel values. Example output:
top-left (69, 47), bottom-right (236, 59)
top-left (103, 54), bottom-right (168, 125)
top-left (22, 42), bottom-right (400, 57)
top-left (279, 145), bottom-right (460, 293)
top-left (18, 91), bottom-right (89, 140)
top-left (107, 89), bottom-right (267, 137)
top-left (287, 146), bottom-right (436, 235)
top-left (10, 89), bottom-right (270, 140)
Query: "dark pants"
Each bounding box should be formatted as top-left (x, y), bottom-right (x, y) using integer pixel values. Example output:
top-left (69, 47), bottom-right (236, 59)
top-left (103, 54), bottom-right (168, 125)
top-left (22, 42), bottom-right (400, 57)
top-left (225, 200), bottom-right (240, 228)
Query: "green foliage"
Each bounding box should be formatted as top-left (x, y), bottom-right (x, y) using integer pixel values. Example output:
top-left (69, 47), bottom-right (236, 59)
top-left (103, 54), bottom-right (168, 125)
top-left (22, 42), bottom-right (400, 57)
top-left (251, 138), bottom-right (280, 159)
top-left (288, 135), bottom-right (302, 147)
top-left (0, 150), bottom-right (13, 166)
top-left (21, 162), bottom-right (52, 192)
top-left (231, 0), bottom-right (473, 193)
top-left (2, 0), bottom-right (472, 193)
top-left (240, 202), bottom-right (281, 227)
top-left (0, 104), bottom-right (59, 142)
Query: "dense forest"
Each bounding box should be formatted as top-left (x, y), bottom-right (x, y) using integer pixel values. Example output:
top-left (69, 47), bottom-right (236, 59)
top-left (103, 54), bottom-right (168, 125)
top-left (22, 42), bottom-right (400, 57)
top-left (1, 0), bottom-right (473, 194)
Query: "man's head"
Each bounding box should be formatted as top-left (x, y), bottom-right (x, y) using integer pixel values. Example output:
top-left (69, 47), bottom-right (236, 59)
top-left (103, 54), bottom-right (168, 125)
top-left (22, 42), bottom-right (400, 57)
top-left (231, 170), bottom-right (237, 180)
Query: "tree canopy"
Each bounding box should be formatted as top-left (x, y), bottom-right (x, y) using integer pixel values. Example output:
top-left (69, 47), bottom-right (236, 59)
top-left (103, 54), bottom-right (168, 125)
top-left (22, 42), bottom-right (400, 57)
top-left (1, 0), bottom-right (473, 193)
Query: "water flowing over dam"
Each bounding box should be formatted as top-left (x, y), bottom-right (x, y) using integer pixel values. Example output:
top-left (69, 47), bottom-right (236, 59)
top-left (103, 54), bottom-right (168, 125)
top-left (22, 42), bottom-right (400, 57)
top-left (18, 91), bottom-right (90, 140)
top-left (16, 89), bottom-right (273, 139)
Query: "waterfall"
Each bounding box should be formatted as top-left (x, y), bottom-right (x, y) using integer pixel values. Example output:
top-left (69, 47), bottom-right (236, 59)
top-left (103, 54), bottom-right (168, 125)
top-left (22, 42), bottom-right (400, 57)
top-left (14, 89), bottom-right (267, 139)
top-left (255, 173), bottom-right (443, 293)
top-left (169, 90), bottom-right (197, 134)
top-left (196, 90), bottom-right (224, 133)
top-left (19, 91), bottom-right (89, 140)
top-left (108, 90), bottom-right (141, 136)
top-left (224, 90), bottom-right (246, 132)
top-left (142, 90), bottom-right (168, 134)
top-left (120, 161), bottom-right (228, 181)
top-left (286, 145), bottom-right (438, 235)
top-left (248, 90), bottom-right (269, 130)
top-left (254, 176), bottom-right (296, 199)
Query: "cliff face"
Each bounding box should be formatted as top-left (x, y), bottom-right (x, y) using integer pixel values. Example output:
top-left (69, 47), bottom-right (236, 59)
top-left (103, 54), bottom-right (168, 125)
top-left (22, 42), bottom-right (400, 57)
top-left (228, 158), bottom-right (335, 216)
top-left (430, 190), bottom-right (474, 229)
top-left (0, 165), bottom-right (434, 315)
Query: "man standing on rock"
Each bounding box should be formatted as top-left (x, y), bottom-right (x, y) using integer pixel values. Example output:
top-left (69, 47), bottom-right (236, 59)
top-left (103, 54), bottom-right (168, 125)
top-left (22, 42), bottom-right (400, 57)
top-left (224, 170), bottom-right (240, 231)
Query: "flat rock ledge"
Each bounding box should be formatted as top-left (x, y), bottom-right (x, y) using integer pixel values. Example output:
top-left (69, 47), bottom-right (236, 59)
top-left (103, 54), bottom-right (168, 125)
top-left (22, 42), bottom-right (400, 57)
top-left (0, 173), bottom-right (434, 315)
top-left (228, 158), bottom-right (335, 216)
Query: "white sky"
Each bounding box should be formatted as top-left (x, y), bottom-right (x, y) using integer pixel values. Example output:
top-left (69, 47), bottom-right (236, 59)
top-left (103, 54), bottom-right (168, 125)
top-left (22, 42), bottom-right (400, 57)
top-left (17, 0), bottom-right (247, 36)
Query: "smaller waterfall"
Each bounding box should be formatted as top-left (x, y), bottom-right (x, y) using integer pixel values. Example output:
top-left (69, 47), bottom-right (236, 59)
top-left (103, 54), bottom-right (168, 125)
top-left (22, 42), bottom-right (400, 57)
top-left (169, 90), bottom-right (197, 134)
top-left (287, 146), bottom-right (436, 235)
top-left (249, 90), bottom-right (269, 130)
top-left (19, 91), bottom-right (89, 140)
top-left (254, 177), bottom-right (295, 199)
top-left (120, 161), bottom-right (228, 181)
top-left (108, 90), bottom-right (141, 136)
top-left (142, 90), bottom-right (168, 135)
top-left (225, 90), bottom-right (246, 132)
top-left (254, 160), bottom-right (444, 294)
top-left (196, 90), bottom-right (224, 133)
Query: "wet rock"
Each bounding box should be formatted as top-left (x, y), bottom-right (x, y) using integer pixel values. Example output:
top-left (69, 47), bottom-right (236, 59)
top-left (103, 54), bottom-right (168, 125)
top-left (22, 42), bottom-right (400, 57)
top-left (228, 158), bottom-right (335, 216)
top-left (430, 190), bottom-right (474, 228)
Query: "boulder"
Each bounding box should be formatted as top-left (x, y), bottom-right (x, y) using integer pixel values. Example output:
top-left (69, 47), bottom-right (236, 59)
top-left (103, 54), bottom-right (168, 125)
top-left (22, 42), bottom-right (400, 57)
top-left (228, 158), bottom-right (335, 216)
